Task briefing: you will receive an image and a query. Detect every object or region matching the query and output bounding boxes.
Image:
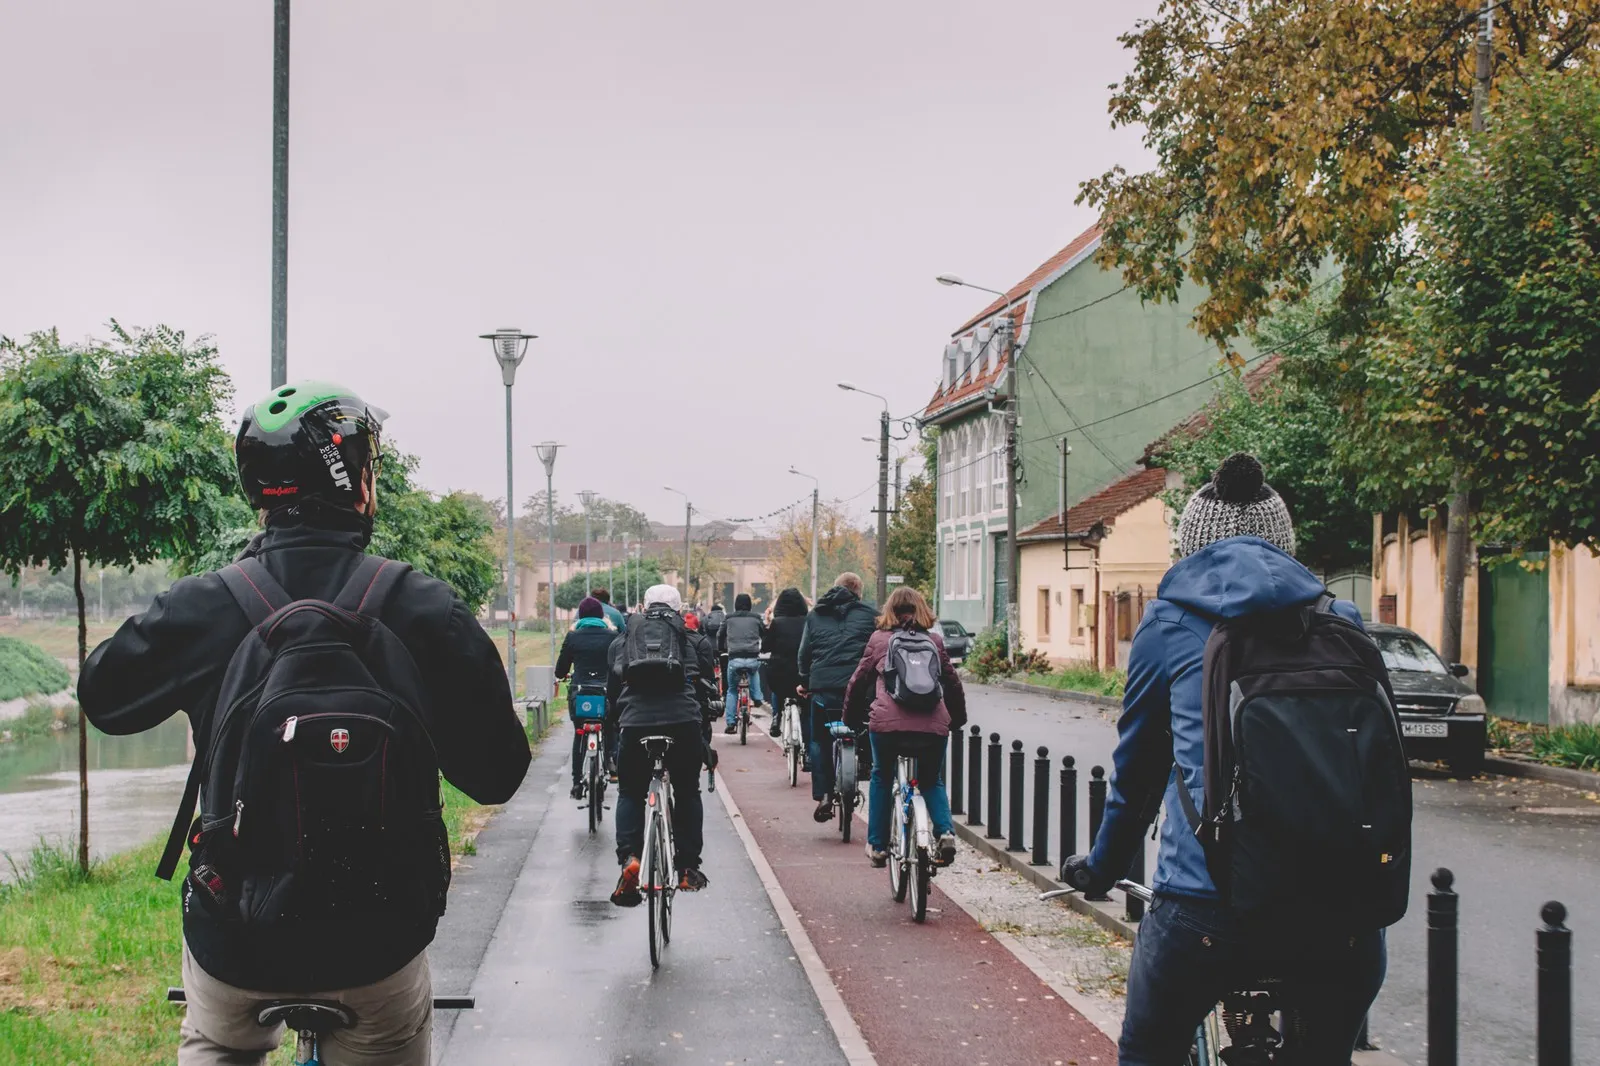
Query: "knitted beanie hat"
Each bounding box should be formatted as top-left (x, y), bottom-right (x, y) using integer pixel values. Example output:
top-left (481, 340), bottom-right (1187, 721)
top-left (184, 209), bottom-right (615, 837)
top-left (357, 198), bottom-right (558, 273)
top-left (577, 596), bottom-right (604, 619)
top-left (1175, 453), bottom-right (1296, 559)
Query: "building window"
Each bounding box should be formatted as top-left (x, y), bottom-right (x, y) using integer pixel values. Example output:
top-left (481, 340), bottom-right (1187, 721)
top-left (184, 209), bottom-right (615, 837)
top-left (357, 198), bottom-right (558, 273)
top-left (968, 537), bottom-right (980, 598)
top-left (991, 417), bottom-right (1006, 514)
top-left (1037, 587), bottom-right (1051, 640)
top-left (974, 424), bottom-right (988, 515)
top-left (941, 439), bottom-right (953, 522)
top-left (955, 540), bottom-right (968, 597)
top-left (1070, 587), bottom-right (1086, 643)
top-left (943, 540), bottom-right (955, 598)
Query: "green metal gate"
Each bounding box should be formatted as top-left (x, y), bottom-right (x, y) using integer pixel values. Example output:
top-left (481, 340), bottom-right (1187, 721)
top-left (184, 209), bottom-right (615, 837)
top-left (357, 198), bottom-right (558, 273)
top-left (1478, 553), bottom-right (1550, 724)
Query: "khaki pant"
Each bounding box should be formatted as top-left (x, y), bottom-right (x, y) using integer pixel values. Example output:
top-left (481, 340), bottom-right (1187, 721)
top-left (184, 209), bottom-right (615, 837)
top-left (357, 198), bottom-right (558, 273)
top-left (177, 944), bottom-right (432, 1066)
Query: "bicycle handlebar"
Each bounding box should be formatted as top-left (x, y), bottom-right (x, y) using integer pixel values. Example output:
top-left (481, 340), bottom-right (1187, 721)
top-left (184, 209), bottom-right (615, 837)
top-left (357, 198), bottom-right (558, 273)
top-left (165, 988), bottom-right (475, 1010)
top-left (1037, 878), bottom-right (1154, 905)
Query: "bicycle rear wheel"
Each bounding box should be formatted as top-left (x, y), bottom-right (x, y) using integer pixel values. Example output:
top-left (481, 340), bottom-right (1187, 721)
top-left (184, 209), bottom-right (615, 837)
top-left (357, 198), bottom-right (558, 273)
top-left (909, 850), bottom-right (930, 923)
top-left (836, 744), bottom-right (856, 844)
top-left (739, 704), bottom-right (748, 746)
top-left (786, 742), bottom-right (799, 787)
top-left (587, 751), bottom-right (602, 834)
top-left (647, 813), bottom-right (668, 969)
top-left (889, 801), bottom-right (908, 903)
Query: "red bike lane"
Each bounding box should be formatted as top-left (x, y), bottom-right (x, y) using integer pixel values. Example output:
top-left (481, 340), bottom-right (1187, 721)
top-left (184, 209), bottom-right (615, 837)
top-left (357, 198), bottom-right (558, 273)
top-left (715, 726), bottom-right (1117, 1066)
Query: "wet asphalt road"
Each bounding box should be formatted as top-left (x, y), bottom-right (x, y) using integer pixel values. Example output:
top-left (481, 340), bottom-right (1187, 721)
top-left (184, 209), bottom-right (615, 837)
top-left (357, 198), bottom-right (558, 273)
top-left (441, 727), bottom-right (848, 1065)
top-left (963, 683), bottom-right (1600, 1065)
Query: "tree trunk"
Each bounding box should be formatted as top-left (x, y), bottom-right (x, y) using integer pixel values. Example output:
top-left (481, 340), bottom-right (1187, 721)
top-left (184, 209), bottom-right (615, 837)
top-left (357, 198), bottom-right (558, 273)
top-left (74, 550), bottom-right (89, 876)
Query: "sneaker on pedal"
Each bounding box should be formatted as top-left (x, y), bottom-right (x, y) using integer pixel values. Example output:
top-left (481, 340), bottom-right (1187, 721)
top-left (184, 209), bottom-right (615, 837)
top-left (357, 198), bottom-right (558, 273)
top-left (570, 782), bottom-right (585, 800)
top-left (723, 723), bottom-right (737, 734)
top-left (865, 845), bottom-right (888, 868)
top-left (678, 867), bottom-right (709, 891)
top-left (610, 858), bottom-right (642, 907)
top-left (936, 834), bottom-right (958, 866)
top-left (813, 799), bottom-right (834, 823)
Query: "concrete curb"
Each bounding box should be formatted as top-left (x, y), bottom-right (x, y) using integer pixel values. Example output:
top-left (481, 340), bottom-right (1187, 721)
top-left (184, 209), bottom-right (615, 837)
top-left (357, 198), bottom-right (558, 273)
top-left (987, 678), bottom-right (1124, 711)
top-left (1484, 755), bottom-right (1600, 791)
top-left (948, 820), bottom-right (1139, 942)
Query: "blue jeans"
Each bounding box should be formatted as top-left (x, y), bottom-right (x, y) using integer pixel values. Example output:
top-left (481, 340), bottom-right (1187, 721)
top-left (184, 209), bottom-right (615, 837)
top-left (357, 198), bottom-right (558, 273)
top-left (867, 732), bottom-right (953, 850)
top-left (807, 694), bottom-right (842, 801)
top-left (724, 658), bottom-right (763, 724)
top-left (1120, 896), bottom-right (1386, 1065)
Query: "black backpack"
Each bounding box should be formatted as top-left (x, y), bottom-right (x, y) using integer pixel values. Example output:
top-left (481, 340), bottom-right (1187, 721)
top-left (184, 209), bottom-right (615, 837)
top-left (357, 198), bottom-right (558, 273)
top-left (882, 626), bottom-right (944, 711)
top-left (156, 556), bottom-right (449, 927)
top-left (1178, 595), bottom-right (1412, 928)
top-left (621, 607), bottom-right (687, 693)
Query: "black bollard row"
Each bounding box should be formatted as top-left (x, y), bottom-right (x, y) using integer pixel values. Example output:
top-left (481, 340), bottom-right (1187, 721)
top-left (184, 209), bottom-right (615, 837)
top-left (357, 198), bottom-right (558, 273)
top-left (1086, 766), bottom-right (1108, 899)
top-left (986, 733), bottom-right (1003, 839)
top-left (1428, 868), bottom-right (1458, 1066)
top-left (949, 728), bottom-right (964, 816)
top-left (1007, 740), bottom-right (1026, 852)
top-left (966, 725), bottom-right (983, 827)
top-left (1031, 746), bottom-right (1050, 867)
top-left (1538, 901), bottom-right (1571, 1066)
top-left (1059, 756), bottom-right (1077, 862)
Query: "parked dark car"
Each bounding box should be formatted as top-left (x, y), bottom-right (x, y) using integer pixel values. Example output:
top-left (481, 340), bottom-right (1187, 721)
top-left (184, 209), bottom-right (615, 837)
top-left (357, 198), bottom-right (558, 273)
top-left (1368, 623), bottom-right (1487, 777)
top-left (939, 619), bottom-right (973, 663)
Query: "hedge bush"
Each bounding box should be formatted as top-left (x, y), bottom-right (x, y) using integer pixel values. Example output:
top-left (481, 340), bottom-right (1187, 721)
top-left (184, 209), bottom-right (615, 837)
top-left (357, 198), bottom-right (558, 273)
top-left (0, 636), bottom-right (71, 701)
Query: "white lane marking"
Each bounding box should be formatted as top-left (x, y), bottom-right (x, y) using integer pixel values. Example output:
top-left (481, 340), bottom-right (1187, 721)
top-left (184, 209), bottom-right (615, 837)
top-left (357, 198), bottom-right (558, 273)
top-left (713, 723), bottom-right (878, 1066)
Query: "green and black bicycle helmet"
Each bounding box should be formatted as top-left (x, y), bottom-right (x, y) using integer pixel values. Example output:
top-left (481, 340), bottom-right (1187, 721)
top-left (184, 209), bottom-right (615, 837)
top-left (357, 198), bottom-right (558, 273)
top-left (235, 381), bottom-right (388, 510)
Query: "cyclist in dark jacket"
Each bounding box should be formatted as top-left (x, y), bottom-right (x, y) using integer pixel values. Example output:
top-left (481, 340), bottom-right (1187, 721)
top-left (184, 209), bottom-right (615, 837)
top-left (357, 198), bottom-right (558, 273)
top-left (719, 593), bottom-right (766, 731)
top-left (701, 603), bottom-right (726, 653)
top-left (606, 584), bottom-right (718, 905)
top-left (557, 596), bottom-right (620, 797)
top-left (763, 587), bottom-right (809, 743)
top-left (797, 573), bottom-right (877, 822)
top-left (77, 383), bottom-right (530, 1066)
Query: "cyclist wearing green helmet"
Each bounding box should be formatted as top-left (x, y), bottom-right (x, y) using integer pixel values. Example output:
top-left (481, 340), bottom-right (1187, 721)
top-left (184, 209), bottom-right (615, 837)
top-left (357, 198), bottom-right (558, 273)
top-left (80, 381), bottom-right (530, 1066)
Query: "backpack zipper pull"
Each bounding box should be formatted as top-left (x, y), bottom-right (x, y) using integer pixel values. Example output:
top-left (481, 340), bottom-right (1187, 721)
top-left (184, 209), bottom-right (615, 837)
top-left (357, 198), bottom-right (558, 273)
top-left (232, 799), bottom-right (244, 837)
top-left (282, 716), bottom-right (298, 742)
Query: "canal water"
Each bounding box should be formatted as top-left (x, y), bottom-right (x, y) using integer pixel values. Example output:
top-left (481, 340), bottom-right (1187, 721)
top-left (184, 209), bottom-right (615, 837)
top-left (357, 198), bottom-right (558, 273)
top-left (0, 715), bottom-right (190, 878)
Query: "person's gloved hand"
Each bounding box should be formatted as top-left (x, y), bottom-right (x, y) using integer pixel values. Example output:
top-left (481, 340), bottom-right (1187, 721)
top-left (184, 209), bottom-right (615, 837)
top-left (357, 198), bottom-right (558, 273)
top-left (1059, 854), bottom-right (1114, 896)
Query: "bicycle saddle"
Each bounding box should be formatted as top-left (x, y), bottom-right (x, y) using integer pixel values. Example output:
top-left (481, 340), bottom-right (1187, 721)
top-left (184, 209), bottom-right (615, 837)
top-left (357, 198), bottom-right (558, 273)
top-left (256, 1000), bottom-right (356, 1033)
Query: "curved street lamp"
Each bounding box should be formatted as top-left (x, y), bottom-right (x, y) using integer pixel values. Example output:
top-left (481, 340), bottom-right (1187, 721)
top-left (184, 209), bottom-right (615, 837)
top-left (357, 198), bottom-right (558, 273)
top-left (535, 441), bottom-right (561, 667)
top-left (482, 327), bottom-right (537, 691)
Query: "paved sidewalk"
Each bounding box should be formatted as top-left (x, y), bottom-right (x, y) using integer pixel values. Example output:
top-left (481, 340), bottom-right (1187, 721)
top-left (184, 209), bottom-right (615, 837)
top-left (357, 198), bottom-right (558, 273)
top-left (715, 721), bottom-right (1118, 1066)
top-left (442, 725), bottom-right (848, 1064)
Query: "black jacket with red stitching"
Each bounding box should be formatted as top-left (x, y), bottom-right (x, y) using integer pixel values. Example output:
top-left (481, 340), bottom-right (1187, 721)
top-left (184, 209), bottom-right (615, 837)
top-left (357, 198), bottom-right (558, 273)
top-left (78, 506), bottom-right (529, 990)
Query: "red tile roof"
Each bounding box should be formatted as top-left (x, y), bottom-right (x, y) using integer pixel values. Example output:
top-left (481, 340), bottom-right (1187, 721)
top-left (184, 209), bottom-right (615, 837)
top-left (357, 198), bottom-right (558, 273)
top-left (1018, 466), bottom-right (1168, 541)
top-left (923, 223), bottom-right (1102, 421)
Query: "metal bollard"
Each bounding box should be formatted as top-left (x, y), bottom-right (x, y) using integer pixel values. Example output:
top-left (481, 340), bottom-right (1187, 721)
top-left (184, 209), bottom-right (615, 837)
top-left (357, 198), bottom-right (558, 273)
top-left (950, 729), bottom-right (964, 816)
top-left (1125, 832), bottom-right (1146, 923)
top-left (1086, 766), bottom-right (1108, 900)
top-left (1031, 746), bottom-right (1050, 867)
top-left (1538, 901), bottom-right (1571, 1066)
top-left (1007, 740), bottom-right (1026, 852)
top-left (986, 733), bottom-right (1003, 839)
top-left (1059, 756), bottom-right (1077, 862)
top-left (966, 725), bottom-right (983, 827)
top-left (1427, 868), bottom-right (1458, 1066)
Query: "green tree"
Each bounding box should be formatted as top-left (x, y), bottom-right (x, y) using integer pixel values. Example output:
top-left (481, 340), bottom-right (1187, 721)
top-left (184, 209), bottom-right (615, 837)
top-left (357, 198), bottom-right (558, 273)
top-left (553, 558), bottom-right (664, 611)
top-left (370, 445), bottom-right (499, 611)
top-left (770, 503), bottom-right (877, 601)
top-left (1390, 68), bottom-right (1600, 552)
top-left (885, 440), bottom-right (938, 598)
top-left (0, 323), bottom-right (237, 873)
top-left (1080, 0), bottom-right (1600, 347)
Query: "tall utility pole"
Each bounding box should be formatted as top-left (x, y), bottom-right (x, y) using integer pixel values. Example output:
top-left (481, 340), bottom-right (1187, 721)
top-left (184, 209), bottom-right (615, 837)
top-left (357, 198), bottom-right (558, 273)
top-left (1059, 438), bottom-right (1072, 570)
top-left (1443, 1), bottom-right (1493, 665)
top-left (665, 487), bottom-right (693, 601)
top-left (790, 467), bottom-right (821, 603)
top-left (270, 0), bottom-right (290, 387)
top-left (999, 318), bottom-right (1020, 658)
top-left (578, 490), bottom-right (597, 597)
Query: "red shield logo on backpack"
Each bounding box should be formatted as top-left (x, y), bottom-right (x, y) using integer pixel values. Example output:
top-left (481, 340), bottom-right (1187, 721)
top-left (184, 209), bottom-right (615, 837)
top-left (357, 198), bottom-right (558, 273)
top-left (329, 728), bottom-right (350, 754)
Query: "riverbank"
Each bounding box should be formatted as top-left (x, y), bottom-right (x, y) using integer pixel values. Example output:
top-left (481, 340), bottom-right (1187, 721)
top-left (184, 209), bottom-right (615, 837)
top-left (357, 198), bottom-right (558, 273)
top-left (0, 781), bottom-right (496, 1065)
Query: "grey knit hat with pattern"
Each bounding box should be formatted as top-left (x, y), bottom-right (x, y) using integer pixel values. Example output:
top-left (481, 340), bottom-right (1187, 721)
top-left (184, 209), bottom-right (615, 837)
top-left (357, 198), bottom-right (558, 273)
top-left (1176, 453), bottom-right (1296, 559)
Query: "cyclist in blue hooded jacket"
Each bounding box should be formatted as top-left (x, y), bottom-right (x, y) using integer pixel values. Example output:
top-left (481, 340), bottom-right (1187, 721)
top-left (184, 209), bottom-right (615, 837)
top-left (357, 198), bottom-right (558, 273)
top-left (1060, 454), bottom-right (1386, 1066)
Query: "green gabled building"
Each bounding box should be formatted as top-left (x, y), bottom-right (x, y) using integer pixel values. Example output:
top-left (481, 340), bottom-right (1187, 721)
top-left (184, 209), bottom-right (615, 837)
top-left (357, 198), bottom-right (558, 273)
top-left (921, 221), bottom-right (1257, 632)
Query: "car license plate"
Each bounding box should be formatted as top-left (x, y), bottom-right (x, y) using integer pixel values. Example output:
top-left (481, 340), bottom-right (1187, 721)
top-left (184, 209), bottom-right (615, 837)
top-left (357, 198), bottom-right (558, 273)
top-left (1403, 721), bottom-right (1448, 738)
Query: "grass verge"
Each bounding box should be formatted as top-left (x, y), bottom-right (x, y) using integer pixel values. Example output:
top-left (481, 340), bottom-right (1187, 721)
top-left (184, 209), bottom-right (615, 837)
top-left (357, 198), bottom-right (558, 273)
top-left (0, 780), bottom-right (496, 1065)
top-left (1020, 666), bottom-right (1127, 699)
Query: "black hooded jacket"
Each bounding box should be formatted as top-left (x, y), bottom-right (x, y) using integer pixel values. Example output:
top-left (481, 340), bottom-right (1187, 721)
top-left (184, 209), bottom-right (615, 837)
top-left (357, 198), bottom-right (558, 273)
top-left (762, 588), bottom-right (809, 676)
top-left (605, 606), bottom-right (719, 729)
top-left (77, 507), bottom-right (530, 991)
top-left (797, 585), bottom-right (878, 695)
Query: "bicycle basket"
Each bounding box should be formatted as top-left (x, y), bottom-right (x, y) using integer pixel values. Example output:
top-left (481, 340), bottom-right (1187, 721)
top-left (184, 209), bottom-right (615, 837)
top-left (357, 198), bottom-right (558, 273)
top-left (572, 691), bottom-right (607, 722)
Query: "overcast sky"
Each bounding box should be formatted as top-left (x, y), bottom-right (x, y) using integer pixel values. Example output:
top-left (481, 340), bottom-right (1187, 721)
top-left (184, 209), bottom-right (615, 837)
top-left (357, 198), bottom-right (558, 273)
top-left (2, 0), bottom-right (1157, 529)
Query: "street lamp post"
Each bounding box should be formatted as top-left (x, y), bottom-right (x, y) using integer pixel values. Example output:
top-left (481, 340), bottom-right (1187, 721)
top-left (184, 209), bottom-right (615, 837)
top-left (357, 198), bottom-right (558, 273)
top-left (664, 486), bottom-right (693, 602)
top-left (270, 0), bottom-right (290, 387)
top-left (577, 490), bottom-right (598, 597)
top-left (620, 531), bottom-right (631, 608)
top-left (605, 517), bottom-right (616, 596)
top-left (937, 274), bottom-right (1021, 658)
top-left (789, 467), bottom-right (820, 603)
top-left (536, 441), bottom-right (561, 669)
top-left (838, 382), bottom-right (891, 605)
top-left (483, 328), bottom-right (537, 692)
